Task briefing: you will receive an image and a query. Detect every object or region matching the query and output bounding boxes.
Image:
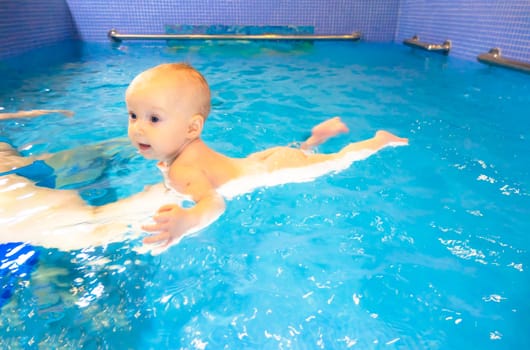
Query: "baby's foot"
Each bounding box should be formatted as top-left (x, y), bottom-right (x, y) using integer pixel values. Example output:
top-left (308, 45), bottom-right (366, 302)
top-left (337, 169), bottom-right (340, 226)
top-left (302, 117), bottom-right (350, 150)
top-left (375, 130), bottom-right (409, 146)
top-left (312, 116), bottom-right (349, 138)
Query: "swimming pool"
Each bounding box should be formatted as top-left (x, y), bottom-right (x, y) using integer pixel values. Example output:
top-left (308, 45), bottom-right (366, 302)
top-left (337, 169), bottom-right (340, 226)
top-left (1, 40), bottom-right (529, 349)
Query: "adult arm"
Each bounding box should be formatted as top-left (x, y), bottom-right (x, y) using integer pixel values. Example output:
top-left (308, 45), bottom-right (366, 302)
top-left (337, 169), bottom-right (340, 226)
top-left (0, 109), bottom-right (74, 121)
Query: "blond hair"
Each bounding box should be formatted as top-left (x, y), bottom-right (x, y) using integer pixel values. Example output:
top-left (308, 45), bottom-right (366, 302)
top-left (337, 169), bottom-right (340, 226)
top-left (131, 62), bottom-right (211, 119)
top-left (161, 63), bottom-right (211, 118)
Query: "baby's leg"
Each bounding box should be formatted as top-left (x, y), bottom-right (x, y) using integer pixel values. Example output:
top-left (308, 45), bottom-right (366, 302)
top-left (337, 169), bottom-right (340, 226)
top-left (251, 146), bottom-right (340, 171)
top-left (254, 130), bottom-right (408, 171)
top-left (300, 117), bottom-right (350, 150)
top-left (339, 130), bottom-right (408, 156)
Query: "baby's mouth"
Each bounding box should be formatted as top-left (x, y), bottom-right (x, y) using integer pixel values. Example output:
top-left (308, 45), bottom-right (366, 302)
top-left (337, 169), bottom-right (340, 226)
top-left (138, 143), bottom-right (151, 151)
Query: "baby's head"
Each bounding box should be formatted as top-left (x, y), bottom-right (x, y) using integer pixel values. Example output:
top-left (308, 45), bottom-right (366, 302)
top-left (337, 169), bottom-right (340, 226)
top-left (126, 63), bottom-right (211, 162)
top-left (126, 63), bottom-right (211, 120)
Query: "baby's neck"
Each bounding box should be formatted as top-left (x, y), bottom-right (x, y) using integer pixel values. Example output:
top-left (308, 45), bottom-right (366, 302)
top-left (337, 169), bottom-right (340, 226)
top-left (162, 137), bottom-right (201, 166)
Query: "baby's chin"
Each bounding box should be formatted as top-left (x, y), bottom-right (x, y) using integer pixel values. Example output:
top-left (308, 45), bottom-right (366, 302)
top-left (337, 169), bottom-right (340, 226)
top-left (136, 145), bottom-right (156, 159)
top-left (141, 153), bottom-right (158, 160)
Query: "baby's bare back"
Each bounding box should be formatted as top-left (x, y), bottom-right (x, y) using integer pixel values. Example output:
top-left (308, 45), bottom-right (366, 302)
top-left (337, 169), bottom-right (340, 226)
top-left (174, 140), bottom-right (337, 188)
top-left (245, 146), bottom-right (338, 172)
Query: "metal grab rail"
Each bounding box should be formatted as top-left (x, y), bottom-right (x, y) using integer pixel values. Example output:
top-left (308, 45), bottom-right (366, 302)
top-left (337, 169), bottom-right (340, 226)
top-left (108, 29), bottom-right (361, 42)
top-left (403, 35), bottom-right (451, 54)
top-left (477, 48), bottom-right (530, 74)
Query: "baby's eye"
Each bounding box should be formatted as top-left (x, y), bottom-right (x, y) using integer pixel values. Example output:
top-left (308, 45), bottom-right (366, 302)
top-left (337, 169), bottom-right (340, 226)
top-left (150, 115), bottom-right (160, 123)
top-left (129, 113), bottom-right (137, 120)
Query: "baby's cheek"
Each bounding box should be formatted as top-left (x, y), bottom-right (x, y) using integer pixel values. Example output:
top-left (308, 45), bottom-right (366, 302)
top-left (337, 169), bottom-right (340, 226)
top-left (126, 127), bottom-right (134, 139)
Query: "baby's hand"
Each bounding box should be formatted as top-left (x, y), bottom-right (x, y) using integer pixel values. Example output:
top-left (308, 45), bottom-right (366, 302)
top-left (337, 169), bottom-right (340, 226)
top-left (141, 204), bottom-right (189, 250)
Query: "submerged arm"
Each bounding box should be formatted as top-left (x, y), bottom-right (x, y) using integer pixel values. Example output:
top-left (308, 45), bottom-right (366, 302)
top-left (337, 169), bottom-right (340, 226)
top-left (0, 109), bottom-right (74, 121)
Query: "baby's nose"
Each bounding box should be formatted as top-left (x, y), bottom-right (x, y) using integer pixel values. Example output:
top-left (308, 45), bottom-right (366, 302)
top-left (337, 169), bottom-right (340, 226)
top-left (131, 121), bottom-right (145, 135)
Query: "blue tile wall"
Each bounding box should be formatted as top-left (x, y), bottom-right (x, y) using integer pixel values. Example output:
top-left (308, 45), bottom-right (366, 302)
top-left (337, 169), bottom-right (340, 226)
top-left (0, 0), bottom-right (397, 59)
top-left (64, 0), bottom-right (397, 42)
top-left (0, 0), bottom-right (77, 59)
top-left (396, 0), bottom-right (530, 61)
top-left (0, 0), bottom-right (529, 63)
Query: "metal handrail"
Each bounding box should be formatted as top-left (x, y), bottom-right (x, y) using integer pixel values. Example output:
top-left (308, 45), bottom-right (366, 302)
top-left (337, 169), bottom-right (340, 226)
top-left (108, 29), bottom-right (361, 42)
top-left (477, 48), bottom-right (530, 74)
top-left (403, 35), bottom-right (451, 55)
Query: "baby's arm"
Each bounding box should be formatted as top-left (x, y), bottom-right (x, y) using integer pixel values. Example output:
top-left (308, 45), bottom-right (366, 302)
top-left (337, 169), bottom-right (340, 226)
top-left (141, 164), bottom-right (226, 250)
top-left (0, 109), bottom-right (74, 121)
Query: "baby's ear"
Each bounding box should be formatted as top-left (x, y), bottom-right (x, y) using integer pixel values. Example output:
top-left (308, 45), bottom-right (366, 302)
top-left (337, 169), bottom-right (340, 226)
top-left (187, 114), bottom-right (204, 138)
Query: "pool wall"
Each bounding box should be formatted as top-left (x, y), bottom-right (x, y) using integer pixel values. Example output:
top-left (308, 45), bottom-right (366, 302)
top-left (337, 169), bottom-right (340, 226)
top-left (0, 0), bottom-right (77, 59)
top-left (396, 0), bottom-right (530, 61)
top-left (0, 0), bottom-right (529, 62)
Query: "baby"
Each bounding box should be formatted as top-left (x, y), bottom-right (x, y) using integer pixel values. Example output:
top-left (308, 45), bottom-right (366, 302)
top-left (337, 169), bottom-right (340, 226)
top-left (126, 63), bottom-right (408, 251)
top-left (0, 64), bottom-right (407, 253)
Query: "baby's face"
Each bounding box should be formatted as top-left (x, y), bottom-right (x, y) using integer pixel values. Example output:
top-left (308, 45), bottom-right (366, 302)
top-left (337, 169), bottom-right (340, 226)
top-left (126, 72), bottom-right (196, 163)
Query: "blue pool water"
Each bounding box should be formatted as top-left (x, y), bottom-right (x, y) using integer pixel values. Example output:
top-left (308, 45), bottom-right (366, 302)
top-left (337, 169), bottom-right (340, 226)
top-left (1, 40), bottom-right (529, 349)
